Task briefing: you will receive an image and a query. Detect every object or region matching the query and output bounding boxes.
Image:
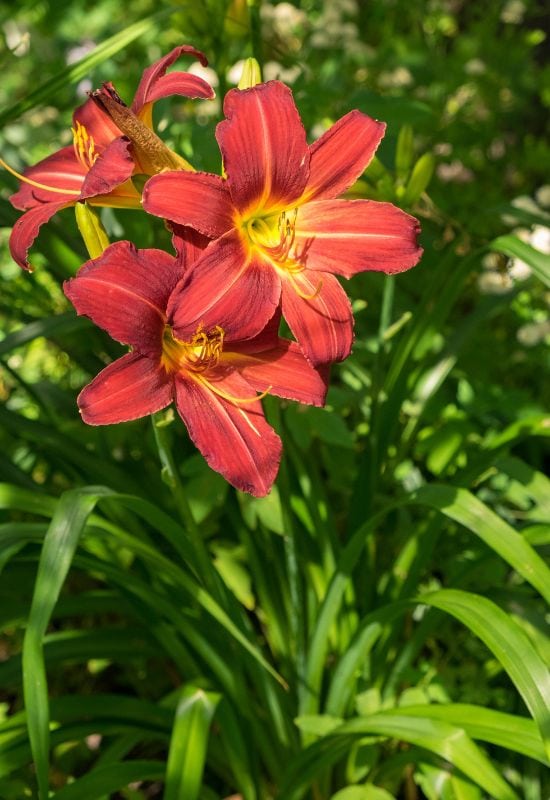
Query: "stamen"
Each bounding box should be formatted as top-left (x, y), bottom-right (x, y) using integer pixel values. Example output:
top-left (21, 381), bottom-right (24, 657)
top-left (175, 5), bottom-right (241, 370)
top-left (72, 121), bottom-right (100, 171)
top-left (198, 375), bottom-right (272, 405)
top-left (0, 156), bottom-right (81, 196)
top-left (161, 324), bottom-right (272, 406)
top-left (162, 324), bottom-right (225, 374)
top-left (286, 271), bottom-right (323, 301)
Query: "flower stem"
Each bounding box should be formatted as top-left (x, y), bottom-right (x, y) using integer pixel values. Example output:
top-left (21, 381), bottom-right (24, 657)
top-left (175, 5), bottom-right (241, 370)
top-left (151, 412), bottom-right (219, 595)
top-left (247, 0), bottom-right (264, 69)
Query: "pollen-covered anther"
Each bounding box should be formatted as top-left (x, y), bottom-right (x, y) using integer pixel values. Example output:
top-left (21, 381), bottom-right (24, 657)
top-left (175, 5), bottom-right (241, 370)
top-left (162, 324), bottom-right (224, 374)
top-left (72, 121), bottom-right (99, 171)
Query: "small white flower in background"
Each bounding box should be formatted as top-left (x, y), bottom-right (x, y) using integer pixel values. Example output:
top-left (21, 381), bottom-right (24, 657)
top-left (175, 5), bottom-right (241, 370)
top-left (517, 320), bottom-right (550, 347)
top-left (464, 58), bottom-right (486, 76)
top-left (3, 21), bottom-right (30, 56)
top-left (188, 62), bottom-right (219, 88)
top-left (263, 61), bottom-right (301, 84)
top-left (500, 0), bottom-right (526, 24)
top-left (437, 160), bottom-right (474, 183)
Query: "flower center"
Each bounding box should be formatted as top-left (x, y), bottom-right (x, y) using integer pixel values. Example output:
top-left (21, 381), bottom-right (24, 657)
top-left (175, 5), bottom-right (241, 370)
top-left (245, 209), bottom-right (298, 266)
top-left (161, 324), bottom-right (224, 374)
top-left (72, 121), bottom-right (100, 171)
top-left (243, 209), bottom-right (322, 301)
top-left (161, 324), bottom-right (271, 406)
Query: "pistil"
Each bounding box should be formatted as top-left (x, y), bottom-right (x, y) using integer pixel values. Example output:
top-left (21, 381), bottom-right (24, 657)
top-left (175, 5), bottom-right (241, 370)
top-left (0, 156), bottom-right (81, 196)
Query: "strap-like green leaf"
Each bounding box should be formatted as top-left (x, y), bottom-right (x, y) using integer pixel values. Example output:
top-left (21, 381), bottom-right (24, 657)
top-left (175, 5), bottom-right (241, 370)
top-left (0, 15), bottom-right (168, 128)
top-left (490, 234), bottom-right (550, 287)
top-left (164, 687), bottom-right (220, 800)
top-left (22, 486), bottom-right (113, 800)
top-left (418, 589), bottom-right (550, 759)
top-left (411, 484), bottom-right (550, 603)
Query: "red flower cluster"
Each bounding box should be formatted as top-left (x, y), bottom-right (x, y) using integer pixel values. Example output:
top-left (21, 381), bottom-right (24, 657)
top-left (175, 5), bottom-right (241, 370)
top-left (6, 47), bottom-right (423, 496)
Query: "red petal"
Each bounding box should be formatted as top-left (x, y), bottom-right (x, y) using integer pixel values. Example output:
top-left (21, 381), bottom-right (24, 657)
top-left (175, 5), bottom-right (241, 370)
top-left (216, 81), bottom-right (309, 215)
top-left (80, 137), bottom-right (136, 199)
top-left (78, 352), bottom-right (172, 425)
top-left (9, 201), bottom-right (72, 270)
top-left (64, 241), bottom-right (181, 355)
top-left (139, 73), bottom-right (215, 106)
top-left (231, 339), bottom-right (328, 406)
top-left (73, 97), bottom-right (123, 150)
top-left (169, 224), bottom-right (211, 271)
top-left (168, 231), bottom-right (281, 343)
top-left (303, 111), bottom-right (385, 202)
top-left (281, 270), bottom-right (354, 365)
top-left (142, 172), bottom-right (235, 238)
top-left (131, 45), bottom-right (210, 114)
top-left (9, 146), bottom-right (85, 210)
top-left (174, 371), bottom-right (281, 496)
top-left (294, 199), bottom-right (423, 278)
top-left (229, 307), bottom-right (282, 354)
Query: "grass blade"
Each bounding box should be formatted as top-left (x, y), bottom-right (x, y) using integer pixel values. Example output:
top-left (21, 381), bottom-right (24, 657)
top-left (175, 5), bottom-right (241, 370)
top-left (164, 687), bottom-right (220, 800)
top-left (411, 484), bottom-right (550, 602)
top-left (22, 486), bottom-right (112, 800)
top-left (418, 589), bottom-right (550, 759)
top-left (0, 15), bottom-right (169, 128)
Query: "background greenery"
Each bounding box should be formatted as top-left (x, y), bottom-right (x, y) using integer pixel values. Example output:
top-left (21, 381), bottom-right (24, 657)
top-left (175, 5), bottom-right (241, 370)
top-left (0, 1), bottom-right (549, 798)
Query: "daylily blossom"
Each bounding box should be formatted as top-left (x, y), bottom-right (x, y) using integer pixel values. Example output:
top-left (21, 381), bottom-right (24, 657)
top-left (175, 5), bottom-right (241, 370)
top-left (63, 239), bottom-right (328, 496)
top-left (142, 80), bottom-right (422, 366)
top-left (4, 45), bottom-right (214, 270)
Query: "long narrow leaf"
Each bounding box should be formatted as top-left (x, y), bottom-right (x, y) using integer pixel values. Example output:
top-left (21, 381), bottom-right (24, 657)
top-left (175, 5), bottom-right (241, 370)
top-left (164, 687), bottom-right (220, 800)
top-left (411, 484), bottom-right (550, 602)
top-left (418, 589), bottom-right (550, 759)
top-left (22, 486), bottom-right (112, 800)
top-left (0, 16), bottom-right (168, 127)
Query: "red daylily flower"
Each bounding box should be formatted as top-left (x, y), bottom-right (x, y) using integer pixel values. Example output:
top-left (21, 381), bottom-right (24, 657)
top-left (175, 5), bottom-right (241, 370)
top-left (142, 80), bottom-right (423, 366)
top-left (63, 239), bottom-right (328, 497)
top-left (5, 45), bottom-right (214, 270)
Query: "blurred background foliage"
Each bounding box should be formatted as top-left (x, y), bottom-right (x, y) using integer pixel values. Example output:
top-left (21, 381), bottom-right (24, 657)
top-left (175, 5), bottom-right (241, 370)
top-left (0, 1), bottom-right (549, 799)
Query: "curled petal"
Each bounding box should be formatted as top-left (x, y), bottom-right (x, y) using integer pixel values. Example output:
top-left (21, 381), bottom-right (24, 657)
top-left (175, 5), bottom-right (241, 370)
top-left (281, 270), bottom-right (354, 365)
top-left (175, 371), bottom-right (281, 496)
top-left (140, 72), bottom-right (215, 107)
top-left (9, 147), bottom-right (86, 210)
top-left (231, 339), bottom-right (328, 407)
top-left (132, 45), bottom-right (210, 115)
top-left (168, 231), bottom-right (281, 343)
top-left (80, 137), bottom-right (136, 199)
top-left (64, 241), bottom-right (181, 355)
top-left (143, 171), bottom-right (235, 238)
top-left (303, 110), bottom-right (385, 202)
top-left (9, 201), bottom-right (72, 270)
top-left (78, 352), bottom-right (172, 425)
top-left (217, 81), bottom-right (310, 215)
top-left (294, 199), bottom-right (423, 278)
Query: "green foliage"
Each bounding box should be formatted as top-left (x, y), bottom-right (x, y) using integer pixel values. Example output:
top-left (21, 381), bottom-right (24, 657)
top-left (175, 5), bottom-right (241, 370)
top-left (0, 0), bottom-right (549, 798)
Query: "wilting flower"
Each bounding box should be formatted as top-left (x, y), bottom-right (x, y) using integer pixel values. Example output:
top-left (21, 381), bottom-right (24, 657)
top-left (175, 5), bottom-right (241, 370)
top-left (63, 239), bottom-right (327, 496)
top-left (4, 45), bottom-right (214, 270)
top-left (143, 80), bottom-right (422, 366)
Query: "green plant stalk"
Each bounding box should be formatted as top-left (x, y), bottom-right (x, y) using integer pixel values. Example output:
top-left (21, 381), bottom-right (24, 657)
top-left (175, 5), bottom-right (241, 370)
top-left (151, 413), bottom-right (220, 597)
top-left (247, 0), bottom-right (264, 69)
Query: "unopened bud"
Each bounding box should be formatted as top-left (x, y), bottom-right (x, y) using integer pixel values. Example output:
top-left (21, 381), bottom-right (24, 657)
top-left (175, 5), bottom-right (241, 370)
top-left (238, 58), bottom-right (262, 89)
top-left (75, 202), bottom-right (109, 259)
top-left (402, 153), bottom-right (435, 205)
